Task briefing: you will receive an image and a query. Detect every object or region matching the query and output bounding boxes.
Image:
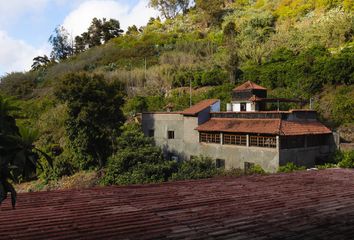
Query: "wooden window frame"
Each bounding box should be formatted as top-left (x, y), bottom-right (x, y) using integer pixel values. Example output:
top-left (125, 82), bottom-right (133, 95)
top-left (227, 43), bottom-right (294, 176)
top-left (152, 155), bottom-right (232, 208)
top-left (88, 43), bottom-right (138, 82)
top-left (250, 135), bottom-right (276, 148)
top-left (199, 132), bottom-right (221, 144)
top-left (223, 134), bottom-right (247, 146)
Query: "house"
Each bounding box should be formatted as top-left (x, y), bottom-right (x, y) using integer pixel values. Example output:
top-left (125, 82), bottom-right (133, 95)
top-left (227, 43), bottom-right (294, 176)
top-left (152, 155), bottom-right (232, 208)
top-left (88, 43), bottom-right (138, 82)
top-left (142, 81), bottom-right (336, 172)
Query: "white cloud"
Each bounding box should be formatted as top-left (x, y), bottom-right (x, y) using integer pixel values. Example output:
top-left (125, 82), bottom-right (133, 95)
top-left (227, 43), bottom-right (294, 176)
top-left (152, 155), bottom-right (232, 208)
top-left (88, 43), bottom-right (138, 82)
top-left (63, 0), bottom-right (158, 37)
top-left (0, 31), bottom-right (49, 75)
top-left (0, 0), bottom-right (159, 75)
top-left (0, 0), bottom-right (47, 28)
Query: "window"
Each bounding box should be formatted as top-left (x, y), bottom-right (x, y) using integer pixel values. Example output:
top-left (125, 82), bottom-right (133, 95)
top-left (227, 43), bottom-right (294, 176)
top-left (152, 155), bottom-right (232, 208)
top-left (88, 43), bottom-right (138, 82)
top-left (240, 103), bottom-right (247, 111)
top-left (223, 134), bottom-right (247, 146)
top-left (199, 132), bottom-right (221, 143)
top-left (244, 162), bottom-right (255, 173)
top-left (250, 135), bottom-right (276, 148)
top-left (148, 129), bottom-right (154, 137)
top-left (216, 159), bottom-right (225, 169)
top-left (168, 130), bottom-right (175, 139)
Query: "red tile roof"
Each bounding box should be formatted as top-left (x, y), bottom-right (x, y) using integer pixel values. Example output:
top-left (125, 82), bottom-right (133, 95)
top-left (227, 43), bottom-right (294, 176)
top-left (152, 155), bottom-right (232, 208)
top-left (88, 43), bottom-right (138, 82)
top-left (196, 118), bottom-right (281, 134)
top-left (182, 99), bottom-right (219, 116)
top-left (1, 169), bottom-right (354, 239)
top-left (280, 120), bottom-right (332, 136)
top-left (233, 81), bottom-right (267, 91)
top-left (196, 118), bottom-right (331, 135)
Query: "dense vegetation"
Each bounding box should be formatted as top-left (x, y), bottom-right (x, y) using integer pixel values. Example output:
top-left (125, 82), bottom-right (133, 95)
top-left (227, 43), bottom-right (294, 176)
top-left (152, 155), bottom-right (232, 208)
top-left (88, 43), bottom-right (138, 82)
top-left (0, 0), bottom-right (353, 192)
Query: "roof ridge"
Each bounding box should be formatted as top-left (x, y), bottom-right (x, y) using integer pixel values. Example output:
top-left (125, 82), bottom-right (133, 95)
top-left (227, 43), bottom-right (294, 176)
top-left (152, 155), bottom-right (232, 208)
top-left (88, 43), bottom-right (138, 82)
top-left (182, 99), bottom-right (219, 116)
top-left (233, 81), bottom-right (267, 91)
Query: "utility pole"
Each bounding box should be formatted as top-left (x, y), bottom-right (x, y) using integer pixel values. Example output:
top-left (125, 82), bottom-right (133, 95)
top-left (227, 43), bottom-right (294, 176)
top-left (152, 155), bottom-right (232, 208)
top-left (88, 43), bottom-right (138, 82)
top-left (190, 78), bottom-right (192, 107)
top-left (144, 57), bottom-right (147, 80)
top-left (144, 57), bottom-right (147, 88)
top-left (277, 100), bottom-right (280, 111)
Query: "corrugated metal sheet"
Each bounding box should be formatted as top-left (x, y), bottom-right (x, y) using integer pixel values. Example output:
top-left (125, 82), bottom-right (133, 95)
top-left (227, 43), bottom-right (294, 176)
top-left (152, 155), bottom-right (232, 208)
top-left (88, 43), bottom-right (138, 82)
top-left (1, 169), bottom-right (354, 239)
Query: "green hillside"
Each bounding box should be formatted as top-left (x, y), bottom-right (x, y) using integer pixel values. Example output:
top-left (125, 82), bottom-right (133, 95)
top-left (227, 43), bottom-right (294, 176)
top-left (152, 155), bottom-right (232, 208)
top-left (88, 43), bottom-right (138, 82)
top-left (0, 0), bottom-right (353, 187)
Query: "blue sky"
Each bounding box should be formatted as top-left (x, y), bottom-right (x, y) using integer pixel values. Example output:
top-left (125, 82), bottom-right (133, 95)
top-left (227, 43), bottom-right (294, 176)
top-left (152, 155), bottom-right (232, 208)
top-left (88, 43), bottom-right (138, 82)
top-left (0, 0), bottom-right (157, 76)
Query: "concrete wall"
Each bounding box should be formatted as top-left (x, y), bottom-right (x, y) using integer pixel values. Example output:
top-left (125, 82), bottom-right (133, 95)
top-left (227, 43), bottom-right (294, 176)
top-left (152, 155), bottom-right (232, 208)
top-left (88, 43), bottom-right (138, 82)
top-left (142, 113), bottom-right (185, 160)
top-left (233, 103), bottom-right (240, 112)
top-left (232, 101), bottom-right (256, 112)
top-left (279, 146), bottom-right (331, 168)
top-left (197, 144), bottom-right (279, 172)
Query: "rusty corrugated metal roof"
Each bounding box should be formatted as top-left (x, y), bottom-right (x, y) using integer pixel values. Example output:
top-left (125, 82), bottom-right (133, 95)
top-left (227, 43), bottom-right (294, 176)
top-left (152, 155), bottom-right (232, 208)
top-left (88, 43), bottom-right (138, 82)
top-left (1, 169), bottom-right (354, 239)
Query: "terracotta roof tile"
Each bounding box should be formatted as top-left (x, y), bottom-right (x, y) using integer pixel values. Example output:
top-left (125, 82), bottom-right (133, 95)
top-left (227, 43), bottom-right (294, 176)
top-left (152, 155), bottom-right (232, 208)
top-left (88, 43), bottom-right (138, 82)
top-left (182, 99), bottom-right (219, 116)
top-left (196, 118), bottom-right (332, 136)
top-left (196, 118), bottom-right (281, 134)
top-left (280, 120), bottom-right (332, 136)
top-left (233, 81), bottom-right (267, 91)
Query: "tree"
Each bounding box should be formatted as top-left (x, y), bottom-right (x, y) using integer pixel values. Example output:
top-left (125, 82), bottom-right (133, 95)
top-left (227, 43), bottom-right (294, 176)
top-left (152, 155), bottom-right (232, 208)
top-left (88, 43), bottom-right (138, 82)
top-left (87, 18), bottom-right (103, 47)
top-left (149, 0), bottom-right (191, 19)
top-left (55, 73), bottom-right (125, 169)
top-left (0, 96), bottom-right (52, 209)
top-left (75, 18), bottom-right (124, 50)
top-left (31, 55), bottom-right (51, 71)
top-left (101, 18), bottom-right (124, 42)
top-left (49, 26), bottom-right (73, 61)
top-left (123, 96), bottom-right (148, 117)
top-left (126, 25), bottom-right (140, 35)
top-left (102, 124), bottom-right (177, 185)
top-left (195, 0), bottom-right (225, 24)
top-left (74, 33), bottom-right (88, 53)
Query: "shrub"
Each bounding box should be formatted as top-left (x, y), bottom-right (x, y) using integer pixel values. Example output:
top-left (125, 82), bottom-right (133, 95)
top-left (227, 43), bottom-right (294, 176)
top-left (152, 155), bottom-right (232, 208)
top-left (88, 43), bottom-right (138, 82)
top-left (123, 96), bottom-right (148, 117)
top-left (338, 150), bottom-right (354, 168)
top-left (38, 147), bottom-right (79, 181)
top-left (316, 163), bottom-right (338, 170)
top-left (278, 162), bottom-right (306, 173)
top-left (328, 150), bottom-right (344, 164)
top-left (101, 124), bottom-right (177, 185)
top-left (171, 155), bottom-right (218, 180)
top-left (200, 67), bottom-right (228, 86)
top-left (0, 72), bottom-right (37, 98)
top-left (247, 164), bottom-right (266, 175)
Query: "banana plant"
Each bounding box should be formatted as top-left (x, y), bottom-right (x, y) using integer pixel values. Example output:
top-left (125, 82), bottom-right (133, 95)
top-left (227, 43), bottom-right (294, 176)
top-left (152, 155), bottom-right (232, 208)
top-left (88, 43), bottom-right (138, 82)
top-left (0, 96), bottom-right (52, 209)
